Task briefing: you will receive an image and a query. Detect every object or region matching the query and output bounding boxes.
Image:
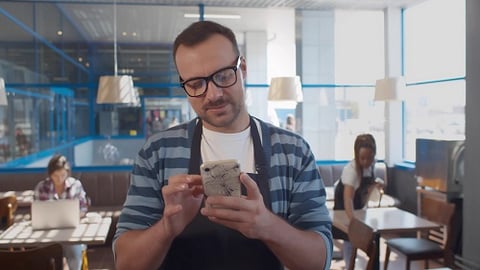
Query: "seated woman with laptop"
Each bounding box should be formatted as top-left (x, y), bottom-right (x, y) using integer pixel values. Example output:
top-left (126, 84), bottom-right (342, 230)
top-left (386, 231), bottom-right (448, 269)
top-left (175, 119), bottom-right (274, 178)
top-left (33, 154), bottom-right (89, 270)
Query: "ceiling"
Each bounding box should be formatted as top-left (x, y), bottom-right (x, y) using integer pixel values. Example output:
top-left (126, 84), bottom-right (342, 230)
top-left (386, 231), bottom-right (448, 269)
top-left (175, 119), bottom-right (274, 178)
top-left (0, 0), bottom-right (427, 44)
top-left (5, 0), bottom-right (426, 9)
top-left (0, 0), bottom-right (428, 85)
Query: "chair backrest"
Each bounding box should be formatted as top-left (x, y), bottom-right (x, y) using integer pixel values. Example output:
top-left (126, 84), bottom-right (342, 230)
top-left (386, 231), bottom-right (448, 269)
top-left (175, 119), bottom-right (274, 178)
top-left (348, 217), bottom-right (377, 270)
top-left (0, 195), bottom-right (17, 230)
top-left (420, 196), bottom-right (455, 227)
top-left (0, 243), bottom-right (63, 270)
top-left (419, 196), bottom-right (456, 264)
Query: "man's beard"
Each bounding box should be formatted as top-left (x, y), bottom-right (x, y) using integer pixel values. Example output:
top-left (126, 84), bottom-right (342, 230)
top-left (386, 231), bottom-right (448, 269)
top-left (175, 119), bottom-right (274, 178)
top-left (201, 97), bottom-right (245, 129)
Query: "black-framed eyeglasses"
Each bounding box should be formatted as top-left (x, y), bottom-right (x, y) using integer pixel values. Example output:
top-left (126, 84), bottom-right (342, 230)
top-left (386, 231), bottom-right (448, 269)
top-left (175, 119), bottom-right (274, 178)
top-left (180, 56), bottom-right (241, 97)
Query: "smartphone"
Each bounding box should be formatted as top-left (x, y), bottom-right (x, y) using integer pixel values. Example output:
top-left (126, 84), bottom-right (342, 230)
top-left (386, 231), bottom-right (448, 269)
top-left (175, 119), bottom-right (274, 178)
top-left (200, 159), bottom-right (241, 197)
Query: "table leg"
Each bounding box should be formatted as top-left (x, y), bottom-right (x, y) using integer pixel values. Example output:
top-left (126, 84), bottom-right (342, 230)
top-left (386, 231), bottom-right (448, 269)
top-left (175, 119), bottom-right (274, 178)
top-left (374, 233), bottom-right (380, 270)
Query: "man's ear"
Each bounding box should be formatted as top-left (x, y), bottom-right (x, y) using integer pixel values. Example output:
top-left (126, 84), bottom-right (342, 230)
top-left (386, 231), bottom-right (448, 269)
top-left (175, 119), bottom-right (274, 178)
top-left (240, 56), bottom-right (247, 78)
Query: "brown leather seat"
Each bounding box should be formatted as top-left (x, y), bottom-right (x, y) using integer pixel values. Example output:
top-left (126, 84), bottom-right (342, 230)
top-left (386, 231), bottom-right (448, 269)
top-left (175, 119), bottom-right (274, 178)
top-left (0, 243), bottom-right (63, 270)
top-left (0, 195), bottom-right (17, 231)
top-left (348, 217), bottom-right (377, 270)
top-left (384, 196), bottom-right (456, 270)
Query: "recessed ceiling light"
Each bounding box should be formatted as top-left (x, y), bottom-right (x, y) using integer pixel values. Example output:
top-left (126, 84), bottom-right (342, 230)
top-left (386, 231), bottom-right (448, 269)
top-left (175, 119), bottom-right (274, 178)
top-left (184, 13), bottom-right (241, 19)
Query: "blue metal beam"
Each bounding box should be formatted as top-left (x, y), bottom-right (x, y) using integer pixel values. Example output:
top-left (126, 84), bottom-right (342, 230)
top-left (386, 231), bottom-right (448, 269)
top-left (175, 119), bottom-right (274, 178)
top-left (0, 6), bottom-right (89, 73)
top-left (199, 3), bottom-right (204, 21)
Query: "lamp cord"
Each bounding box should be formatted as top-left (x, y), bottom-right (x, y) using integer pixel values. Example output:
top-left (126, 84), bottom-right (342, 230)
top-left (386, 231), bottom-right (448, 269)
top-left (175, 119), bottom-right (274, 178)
top-left (113, 0), bottom-right (118, 76)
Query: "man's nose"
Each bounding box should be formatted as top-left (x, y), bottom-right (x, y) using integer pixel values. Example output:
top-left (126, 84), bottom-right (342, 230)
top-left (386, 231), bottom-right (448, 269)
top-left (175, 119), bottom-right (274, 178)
top-left (205, 81), bottom-right (223, 101)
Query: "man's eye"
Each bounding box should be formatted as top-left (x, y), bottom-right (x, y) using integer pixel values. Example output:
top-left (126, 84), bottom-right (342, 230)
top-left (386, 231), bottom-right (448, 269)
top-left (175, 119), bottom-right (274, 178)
top-left (214, 70), bottom-right (233, 83)
top-left (186, 80), bottom-right (204, 90)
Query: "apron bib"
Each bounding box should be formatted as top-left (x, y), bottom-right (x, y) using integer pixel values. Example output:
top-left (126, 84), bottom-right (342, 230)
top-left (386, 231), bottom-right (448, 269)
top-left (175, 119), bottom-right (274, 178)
top-left (160, 117), bottom-right (282, 270)
top-left (333, 172), bottom-right (375, 240)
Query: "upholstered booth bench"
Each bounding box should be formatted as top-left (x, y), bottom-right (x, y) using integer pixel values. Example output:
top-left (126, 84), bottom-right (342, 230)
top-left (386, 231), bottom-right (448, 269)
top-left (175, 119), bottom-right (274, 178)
top-left (1, 163), bottom-right (398, 245)
top-left (317, 162), bottom-right (399, 208)
top-left (0, 167), bottom-right (131, 245)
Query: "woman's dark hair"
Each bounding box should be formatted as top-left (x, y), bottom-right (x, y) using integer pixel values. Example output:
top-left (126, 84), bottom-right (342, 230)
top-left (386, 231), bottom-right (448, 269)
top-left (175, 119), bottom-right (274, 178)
top-left (47, 154), bottom-right (70, 176)
top-left (173, 21), bottom-right (240, 61)
top-left (353, 134), bottom-right (376, 176)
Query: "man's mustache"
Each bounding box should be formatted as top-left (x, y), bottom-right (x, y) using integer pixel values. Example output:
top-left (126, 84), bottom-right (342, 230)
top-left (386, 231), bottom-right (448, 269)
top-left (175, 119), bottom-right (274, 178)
top-left (205, 99), bottom-right (227, 108)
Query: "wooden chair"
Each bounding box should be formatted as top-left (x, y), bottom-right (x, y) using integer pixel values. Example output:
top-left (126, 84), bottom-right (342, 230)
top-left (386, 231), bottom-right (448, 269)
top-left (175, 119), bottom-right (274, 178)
top-left (348, 217), bottom-right (377, 270)
top-left (383, 196), bottom-right (456, 270)
top-left (0, 243), bottom-right (63, 270)
top-left (0, 195), bottom-right (17, 231)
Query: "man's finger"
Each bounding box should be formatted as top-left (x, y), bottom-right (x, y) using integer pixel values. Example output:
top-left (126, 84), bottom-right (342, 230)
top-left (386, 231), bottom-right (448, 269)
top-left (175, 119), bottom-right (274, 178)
top-left (239, 173), bottom-right (261, 200)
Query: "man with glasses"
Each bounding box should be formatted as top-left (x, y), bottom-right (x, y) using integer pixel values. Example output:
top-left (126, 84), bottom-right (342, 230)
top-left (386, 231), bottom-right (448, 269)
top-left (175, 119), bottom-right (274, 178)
top-left (113, 20), bottom-right (332, 270)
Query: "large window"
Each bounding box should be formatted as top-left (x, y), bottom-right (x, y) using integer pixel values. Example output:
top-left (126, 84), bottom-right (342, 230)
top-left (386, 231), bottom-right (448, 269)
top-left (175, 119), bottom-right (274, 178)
top-left (404, 0), bottom-right (466, 161)
top-left (334, 10), bottom-right (385, 160)
top-left (334, 10), bottom-right (384, 85)
top-left (333, 86), bottom-right (385, 159)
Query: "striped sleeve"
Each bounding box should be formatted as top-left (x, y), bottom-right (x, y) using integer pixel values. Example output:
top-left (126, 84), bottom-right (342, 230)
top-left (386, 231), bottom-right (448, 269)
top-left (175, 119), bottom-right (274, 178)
top-left (114, 123), bottom-right (192, 241)
top-left (262, 122), bottom-right (333, 269)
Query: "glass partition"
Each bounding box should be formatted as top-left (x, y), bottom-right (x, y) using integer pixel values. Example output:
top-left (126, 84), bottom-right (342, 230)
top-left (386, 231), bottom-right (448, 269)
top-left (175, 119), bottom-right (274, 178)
top-left (0, 0), bottom-right (465, 168)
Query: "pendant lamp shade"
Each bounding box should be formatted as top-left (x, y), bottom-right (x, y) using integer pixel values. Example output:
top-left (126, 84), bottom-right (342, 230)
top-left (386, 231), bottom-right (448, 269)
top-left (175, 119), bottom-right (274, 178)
top-left (268, 76), bottom-right (303, 102)
top-left (0, 78), bottom-right (7, 106)
top-left (97, 75), bottom-right (137, 104)
top-left (96, 0), bottom-right (136, 104)
top-left (374, 76), bottom-right (405, 101)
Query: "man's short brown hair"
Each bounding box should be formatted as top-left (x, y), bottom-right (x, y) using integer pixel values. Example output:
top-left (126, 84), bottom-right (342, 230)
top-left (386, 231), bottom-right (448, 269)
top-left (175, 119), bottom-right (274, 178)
top-left (173, 21), bottom-right (240, 61)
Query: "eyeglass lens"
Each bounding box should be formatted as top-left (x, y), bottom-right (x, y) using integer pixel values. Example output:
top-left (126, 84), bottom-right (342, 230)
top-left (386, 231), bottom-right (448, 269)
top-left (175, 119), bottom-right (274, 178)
top-left (182, 56), bottom-right (241, 97)
top-left (183, 67), bottom-right (237, 97)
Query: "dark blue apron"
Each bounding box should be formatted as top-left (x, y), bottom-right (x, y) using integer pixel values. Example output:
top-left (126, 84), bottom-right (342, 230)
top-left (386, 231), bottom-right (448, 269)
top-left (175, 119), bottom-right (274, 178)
top-left (332, 172), bottom-right (375, 240)
top-left (160, 117), bottom-right (282, 270)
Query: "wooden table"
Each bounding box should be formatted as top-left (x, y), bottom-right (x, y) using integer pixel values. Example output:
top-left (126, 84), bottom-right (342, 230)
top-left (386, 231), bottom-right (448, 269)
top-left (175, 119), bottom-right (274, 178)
top-left (0, 216), bottom-right (112, 248)
top-left (330, 207), bottom-right (441, 270)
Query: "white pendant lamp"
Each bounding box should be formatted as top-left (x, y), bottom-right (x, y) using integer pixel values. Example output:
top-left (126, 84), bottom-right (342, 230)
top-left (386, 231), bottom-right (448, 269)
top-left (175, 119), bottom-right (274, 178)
top-left (268, 76), bottom-right (303, 102)
top-left (96, 0), bottom-right (135, 104)
top-left (374, 76), bottom-right (406, 101)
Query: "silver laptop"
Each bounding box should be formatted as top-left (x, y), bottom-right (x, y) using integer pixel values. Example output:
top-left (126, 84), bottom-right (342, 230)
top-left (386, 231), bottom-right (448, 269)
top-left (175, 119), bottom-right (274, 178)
top-left (31, 199), bottom-right (80, 230)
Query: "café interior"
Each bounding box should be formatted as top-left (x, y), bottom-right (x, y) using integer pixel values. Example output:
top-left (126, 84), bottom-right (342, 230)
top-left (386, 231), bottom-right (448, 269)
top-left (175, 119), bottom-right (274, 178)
top-left (0, 0), bottom-right (479, 269)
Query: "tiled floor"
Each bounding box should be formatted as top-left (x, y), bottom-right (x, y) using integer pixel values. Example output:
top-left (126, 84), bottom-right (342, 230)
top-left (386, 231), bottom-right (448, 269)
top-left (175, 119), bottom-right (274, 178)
top-left (330, 237), bottom-right (446, 270)
top-left (85, 238), bottom-right (447, 270)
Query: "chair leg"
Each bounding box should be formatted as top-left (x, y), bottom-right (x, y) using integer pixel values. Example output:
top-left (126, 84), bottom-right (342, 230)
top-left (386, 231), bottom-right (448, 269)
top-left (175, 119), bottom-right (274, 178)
top-left (406, 258), bottom-right (411, 270)
top-left (425, 259), bottom-right (429, 269)
top-left (383, 246), bottom-right (391, 270)
top-left (348, 247), bottom-right (357, 270)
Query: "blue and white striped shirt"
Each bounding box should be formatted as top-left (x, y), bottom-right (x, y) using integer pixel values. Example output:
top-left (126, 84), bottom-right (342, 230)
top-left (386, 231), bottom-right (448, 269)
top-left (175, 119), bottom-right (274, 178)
top-left (114, 117), bottom-right (333, 268)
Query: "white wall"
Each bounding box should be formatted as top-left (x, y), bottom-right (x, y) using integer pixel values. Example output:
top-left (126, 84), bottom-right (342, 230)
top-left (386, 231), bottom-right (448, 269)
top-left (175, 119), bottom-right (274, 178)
top-left (245, 8), bottom-right (296, 124)
top-left (266, 9), bottom-right (296, 79)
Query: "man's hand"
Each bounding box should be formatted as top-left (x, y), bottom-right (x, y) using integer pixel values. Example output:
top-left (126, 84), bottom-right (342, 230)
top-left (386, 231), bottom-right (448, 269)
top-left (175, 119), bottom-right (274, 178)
top-left (161, 174), bottom-right (204, 237)
top-left (200, 172), bottom-right (277, 240)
